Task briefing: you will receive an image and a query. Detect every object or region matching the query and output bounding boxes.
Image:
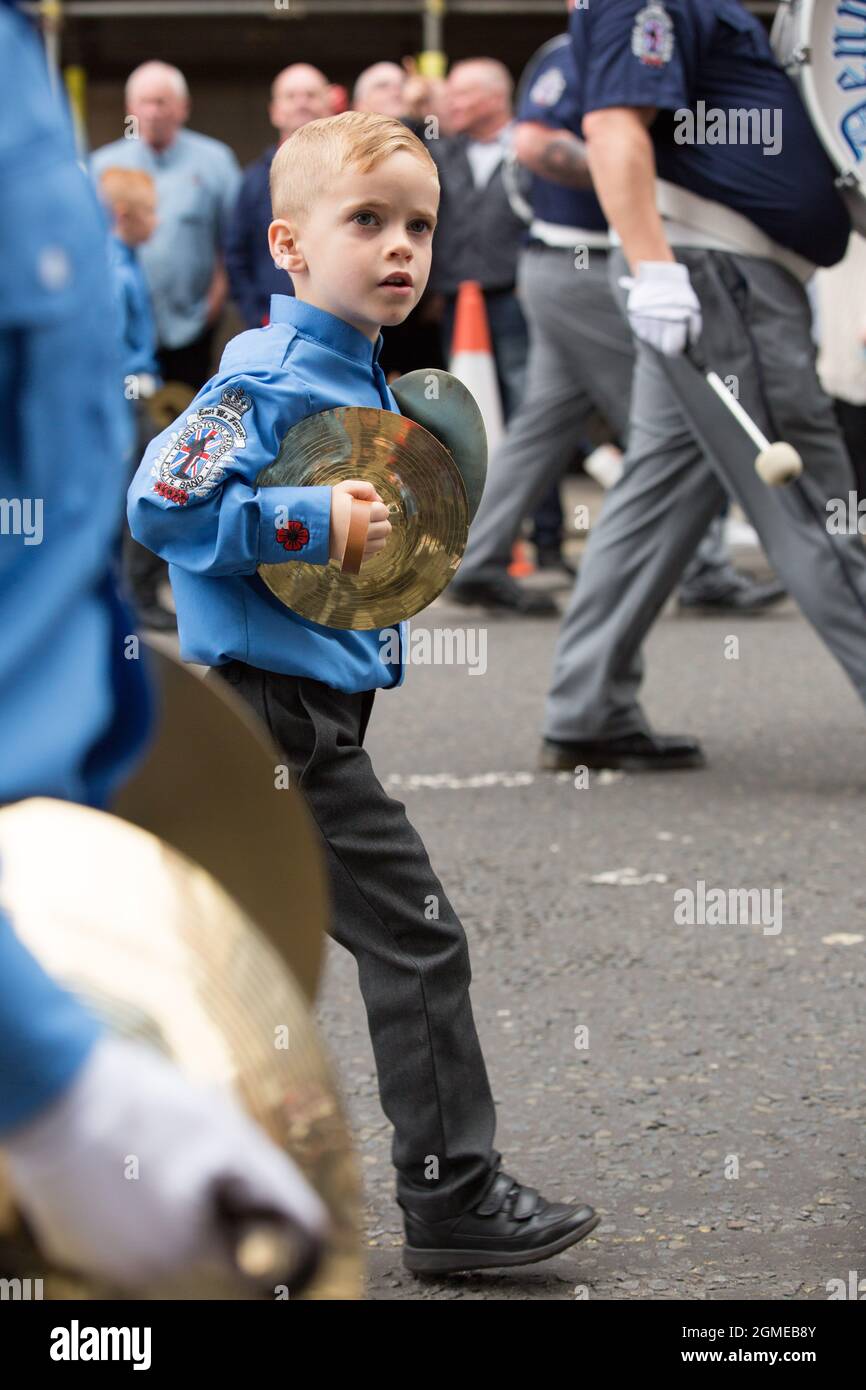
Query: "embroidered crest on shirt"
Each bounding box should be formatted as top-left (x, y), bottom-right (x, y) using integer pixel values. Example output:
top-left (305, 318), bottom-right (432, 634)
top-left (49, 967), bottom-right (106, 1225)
top-left (153, 386), bottom-right (252, 504)
top-left (631, 3), bottom-right (674, 69)
top-left (529, 65), bottom-right (567, 109)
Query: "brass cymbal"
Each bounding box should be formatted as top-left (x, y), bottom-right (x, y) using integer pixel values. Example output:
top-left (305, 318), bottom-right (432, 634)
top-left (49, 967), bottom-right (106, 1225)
top-left (114, 644), bottom-right (327, 1003)
top-left (389, 369), bottom-right (488, 522)
top-left (0, 799), bottom-right (363, 1300)
top-left (256, 407), bottom-right (469, 630)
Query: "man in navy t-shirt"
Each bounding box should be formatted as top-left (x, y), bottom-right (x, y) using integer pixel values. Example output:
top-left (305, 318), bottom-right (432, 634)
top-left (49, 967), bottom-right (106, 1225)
top-left (452, 8), bottom-right (784, 617)
top-left (537, 0), bottom-right (866, 772)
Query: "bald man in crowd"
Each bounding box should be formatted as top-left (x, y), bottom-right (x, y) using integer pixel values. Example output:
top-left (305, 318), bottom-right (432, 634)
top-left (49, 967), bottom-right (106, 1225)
top-left (225, 63), bottom-right (331, 329)
top-left (353, 61), bottom-right (407, 120)
top-left (428, 60), bottom-right (530, 418)
top-left (91, 61), bottom-right (241, 389)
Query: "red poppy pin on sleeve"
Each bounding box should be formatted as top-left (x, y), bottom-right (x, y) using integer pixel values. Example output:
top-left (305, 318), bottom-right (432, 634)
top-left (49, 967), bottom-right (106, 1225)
top-left (276, 519), bottom-right (311, 551)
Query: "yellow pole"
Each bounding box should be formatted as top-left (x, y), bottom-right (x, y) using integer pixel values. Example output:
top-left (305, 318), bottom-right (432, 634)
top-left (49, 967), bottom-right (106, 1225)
top-left (65, 65), bottom-right (88, 158)
top-left (419, 0), bottom-right (447, 79)
top-left (39, 0), bottom-right (63, 96)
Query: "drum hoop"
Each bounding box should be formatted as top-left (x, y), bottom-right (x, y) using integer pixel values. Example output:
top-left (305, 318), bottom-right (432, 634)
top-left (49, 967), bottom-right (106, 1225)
top-left (786, 0), bottom-right (865, 190)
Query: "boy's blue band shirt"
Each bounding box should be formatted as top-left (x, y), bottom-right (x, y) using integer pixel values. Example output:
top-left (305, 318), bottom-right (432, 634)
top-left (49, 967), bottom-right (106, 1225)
top-left (128, 295), bottom-right (408, 690)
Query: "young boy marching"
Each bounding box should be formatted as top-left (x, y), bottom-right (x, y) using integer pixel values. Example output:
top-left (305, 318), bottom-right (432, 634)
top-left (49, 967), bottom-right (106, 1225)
top-left (128, 110), bottom-right (597, 1274)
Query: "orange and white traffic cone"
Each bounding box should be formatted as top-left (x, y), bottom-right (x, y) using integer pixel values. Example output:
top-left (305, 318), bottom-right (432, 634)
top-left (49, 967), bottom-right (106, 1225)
top-left (448, 280), bottom-right (504, 456)
top-left (508, 538), bottom-right (535, 578)
top-left (448, 282), bottom-right (531, 574)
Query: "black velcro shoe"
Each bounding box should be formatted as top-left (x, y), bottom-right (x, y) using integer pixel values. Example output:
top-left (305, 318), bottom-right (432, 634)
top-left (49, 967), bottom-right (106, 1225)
top-left (540, 730), bottom-right (705, 772)
top-left (402, 1171), bottom-right (599, 1275)
top-left (449, 573), bottom-right (559, 616)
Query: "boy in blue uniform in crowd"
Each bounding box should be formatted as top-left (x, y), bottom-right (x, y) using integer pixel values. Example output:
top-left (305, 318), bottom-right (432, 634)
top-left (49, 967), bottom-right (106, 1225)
top-left (100, 167), bottom-right (161, 404)
top-left (129, 109), bottom-right (598, 1272)
top-left (98, 165), bottom-right (175, 631)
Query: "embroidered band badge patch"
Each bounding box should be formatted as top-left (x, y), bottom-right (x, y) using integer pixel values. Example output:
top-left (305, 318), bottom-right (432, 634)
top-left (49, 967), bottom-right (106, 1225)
top-left (529, 65), bottom-right (567, 109)
top-left (153, 386), bottom-right (252, 504)
top-left (631, 3), bottom-right (675, 69)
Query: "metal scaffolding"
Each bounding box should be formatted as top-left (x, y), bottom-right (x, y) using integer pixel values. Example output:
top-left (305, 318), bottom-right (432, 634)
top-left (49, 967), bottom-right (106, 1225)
top-left (26, 0), bottom-right (778, 14)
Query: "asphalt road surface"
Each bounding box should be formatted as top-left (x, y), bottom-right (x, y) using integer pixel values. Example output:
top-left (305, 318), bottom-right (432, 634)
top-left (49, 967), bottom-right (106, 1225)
top-left (314, 487), bottom-right (866, 1302)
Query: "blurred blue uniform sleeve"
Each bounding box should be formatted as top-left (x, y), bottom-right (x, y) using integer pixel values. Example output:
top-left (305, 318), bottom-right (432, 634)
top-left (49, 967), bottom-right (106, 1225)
top-left (517, 40), bottom-right (582, 132)
top-left (574, 0), bottom-right (698, 116)
top-left (0, 0), bottom-right (145, 1138)
top-left (0, 911), bottom-right (101, 1135)
top-left (0, 1), bottom-right (151, 809)
top-left (128, 368), bottom-right (333, 575)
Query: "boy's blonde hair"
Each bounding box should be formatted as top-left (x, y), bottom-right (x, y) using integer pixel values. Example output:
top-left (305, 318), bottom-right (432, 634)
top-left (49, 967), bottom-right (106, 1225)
top-left (99, 167), bottom-right (156, 211)
top-left (269, 110), bottom-right (438, 224)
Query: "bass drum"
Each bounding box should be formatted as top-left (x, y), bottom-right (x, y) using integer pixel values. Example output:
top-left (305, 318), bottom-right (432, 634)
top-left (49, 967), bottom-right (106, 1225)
top-left (772, 0), bottom-right (866, 234)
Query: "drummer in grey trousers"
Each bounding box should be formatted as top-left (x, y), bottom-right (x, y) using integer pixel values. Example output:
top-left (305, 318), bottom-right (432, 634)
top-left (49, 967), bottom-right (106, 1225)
top-left (450, 18), bottom-right (783, 619)
top-left (539, 0), bottom-right (866, 772)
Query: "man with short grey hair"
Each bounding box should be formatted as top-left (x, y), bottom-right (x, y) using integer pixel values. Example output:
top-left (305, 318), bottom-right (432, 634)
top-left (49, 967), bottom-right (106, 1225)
top-left (353, 61), bottom-right (407, 119)
top-left (91, 61), bottom-right (241, 390)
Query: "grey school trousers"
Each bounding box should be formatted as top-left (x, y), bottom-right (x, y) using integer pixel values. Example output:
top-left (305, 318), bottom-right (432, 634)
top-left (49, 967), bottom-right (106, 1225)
top-left (544, 248), bottom-right (866, 741)
top-left (208, 662), bottom-right (499, 1221)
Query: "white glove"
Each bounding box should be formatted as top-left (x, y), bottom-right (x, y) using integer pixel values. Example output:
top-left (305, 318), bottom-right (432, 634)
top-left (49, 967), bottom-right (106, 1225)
top-left (620, 260), bottom-right (703, 356)
top-left (2, 1035), bottom-right (329, 1290)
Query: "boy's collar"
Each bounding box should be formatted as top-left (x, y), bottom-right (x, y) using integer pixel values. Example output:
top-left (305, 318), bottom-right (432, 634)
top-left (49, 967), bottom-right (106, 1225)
top-left (269, 295), bottom-right (384, 366)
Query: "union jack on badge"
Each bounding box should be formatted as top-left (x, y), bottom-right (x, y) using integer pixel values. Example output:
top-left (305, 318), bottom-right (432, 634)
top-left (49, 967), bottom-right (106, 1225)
top-left (153, 386), bottom-right (252, 504)
top-left (631, 2), bottom-right (674, 69)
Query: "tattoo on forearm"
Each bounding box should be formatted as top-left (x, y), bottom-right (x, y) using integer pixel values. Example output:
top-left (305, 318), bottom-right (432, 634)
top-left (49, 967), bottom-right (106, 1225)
top-left (538, 136), bottom-right (590, 187)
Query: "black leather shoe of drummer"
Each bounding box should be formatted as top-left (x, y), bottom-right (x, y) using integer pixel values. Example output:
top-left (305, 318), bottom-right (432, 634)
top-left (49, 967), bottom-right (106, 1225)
top-left (540, 731), bottom-right (706, 772)
top-left (449, 572), bottom-right (559, 616)
top-left (401, 1170), bottom-right (599, 1275)
top-left (534, 545), bottom-right (578, 578)
top-left (678, 575), bottom-right (787, 615)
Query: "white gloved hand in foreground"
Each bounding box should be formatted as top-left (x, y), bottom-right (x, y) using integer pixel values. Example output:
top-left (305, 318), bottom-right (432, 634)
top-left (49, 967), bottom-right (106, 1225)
top-left (3, 1035), bottom-right (329, 1290)
top-left (620, 260), bottom-right (703, 356)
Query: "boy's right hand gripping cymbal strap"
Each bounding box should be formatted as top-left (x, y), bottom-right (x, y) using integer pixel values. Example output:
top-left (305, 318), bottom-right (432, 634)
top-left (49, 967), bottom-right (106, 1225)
top-left (341, 498), bottom-right (373, 575)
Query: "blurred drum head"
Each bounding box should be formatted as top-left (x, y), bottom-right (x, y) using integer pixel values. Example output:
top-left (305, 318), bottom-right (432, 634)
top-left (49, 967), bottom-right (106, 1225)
top-left (0, 799), bottom-right (363, 1300)
top-left (256, 406), bottom-right (469, 630)
top-left (772, 0), bottom-right (866, 234)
